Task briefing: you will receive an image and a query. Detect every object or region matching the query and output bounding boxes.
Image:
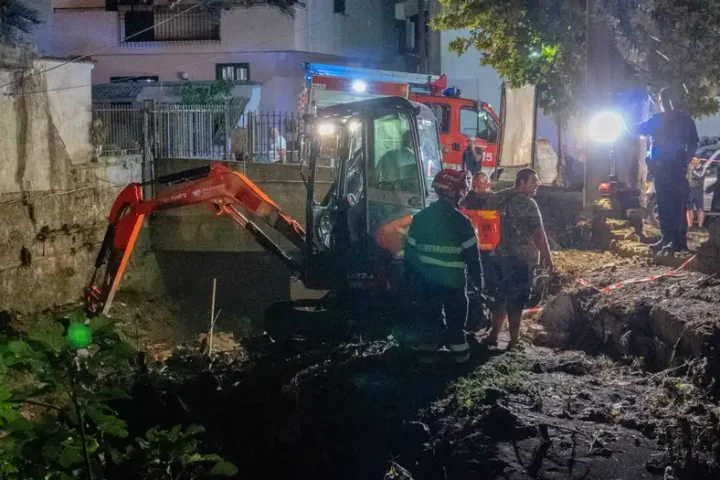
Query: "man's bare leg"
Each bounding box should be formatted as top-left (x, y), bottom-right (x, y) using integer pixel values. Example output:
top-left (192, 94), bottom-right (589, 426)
top-left (686, 210), bottom-right (694, 228)
top-left (484, 305), bottom-right (507, 345)
top-left (506, 304), bottom-right (523, 349)
top-left (698, 209), bottom-right (705, 228)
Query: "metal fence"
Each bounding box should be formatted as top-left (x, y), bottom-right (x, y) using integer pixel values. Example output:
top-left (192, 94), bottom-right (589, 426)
top-left (91, 103), bottom-right (304, 162)
top-left (92, 105), bottom-right (143, 156)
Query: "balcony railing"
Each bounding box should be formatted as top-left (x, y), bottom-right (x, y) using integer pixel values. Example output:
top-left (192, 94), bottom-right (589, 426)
top-left (121, 10), bottom-right (221, 45)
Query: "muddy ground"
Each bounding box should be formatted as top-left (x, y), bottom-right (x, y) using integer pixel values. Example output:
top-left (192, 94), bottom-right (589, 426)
top-left (107, 246), bottom-right (720, 479)
top-left (6, 230), bottom-right (720, 479)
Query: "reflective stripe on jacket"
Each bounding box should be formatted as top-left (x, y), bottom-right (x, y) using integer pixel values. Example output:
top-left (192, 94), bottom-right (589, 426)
top-left (404, 200), bottom-right (480, 289)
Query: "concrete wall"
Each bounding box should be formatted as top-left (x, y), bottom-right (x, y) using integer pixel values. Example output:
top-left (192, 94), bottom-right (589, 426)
top-left (0, 55), bottom-right (162, 313)
top-left (149, 160), bottom-right (334, 253)
top-left (0, 58), bottom-right (94, 193)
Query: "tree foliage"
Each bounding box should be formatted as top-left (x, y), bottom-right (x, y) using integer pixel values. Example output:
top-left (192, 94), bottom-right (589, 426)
top-left (0, 312), bottom-right (236, 479)
top-left (0, 0), bottom-right (41, 44)
top-left (431, 0), bottom-right (720, 118)
top-left (432, 0), bottom-right (587, 117)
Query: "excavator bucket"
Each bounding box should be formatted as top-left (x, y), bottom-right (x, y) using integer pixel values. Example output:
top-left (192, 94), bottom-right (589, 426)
top-left (86, 184), bottom-right (145, 316)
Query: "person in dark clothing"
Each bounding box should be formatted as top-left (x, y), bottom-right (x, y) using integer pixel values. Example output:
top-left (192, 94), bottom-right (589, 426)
top-left (460, 172), bottom-right (493, 209)
top-left (634, 87), bottom-right (699, 253)
top-left (460, 172), bottom-right (494, 332)
top-left (463, 136), bottom-right (483, 177)
top-left (404, 169), bottom-right (484, 364)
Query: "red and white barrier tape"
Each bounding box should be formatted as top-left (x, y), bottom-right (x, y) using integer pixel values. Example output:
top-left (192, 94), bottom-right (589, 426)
top-left (522, 255), bottom-right (696, 315)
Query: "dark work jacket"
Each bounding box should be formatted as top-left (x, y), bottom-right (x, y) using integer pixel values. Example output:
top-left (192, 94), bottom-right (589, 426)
top-left (460, 191), bottom-right (492, 210)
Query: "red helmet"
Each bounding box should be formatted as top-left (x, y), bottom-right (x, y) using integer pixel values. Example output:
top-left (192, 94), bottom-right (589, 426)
top-left (432, 169), bottom-right (469, 197)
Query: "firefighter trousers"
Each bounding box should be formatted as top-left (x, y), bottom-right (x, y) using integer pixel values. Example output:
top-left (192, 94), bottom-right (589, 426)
top-left (655, 168), bottom-right (689, 248)
top-left (404, 276), bottom-right (470, 362)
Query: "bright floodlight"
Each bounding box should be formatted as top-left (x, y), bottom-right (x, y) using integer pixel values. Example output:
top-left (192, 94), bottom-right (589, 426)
top-left (589, 111), bottom-right (624, 143)
top-left (317, 123), bottom-right (335, 135)
top-left (348, 121), bottom-right (361, 132)
top-left (352, 80), bottom-right (367, 93)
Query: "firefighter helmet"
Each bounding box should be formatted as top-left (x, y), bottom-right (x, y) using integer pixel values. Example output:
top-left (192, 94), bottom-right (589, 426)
top-left (432, 169), bottom-right (469, 198)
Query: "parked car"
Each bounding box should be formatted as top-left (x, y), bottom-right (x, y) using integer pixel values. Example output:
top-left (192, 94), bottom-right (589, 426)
top-left (646, 144), bottom-right (718, 226)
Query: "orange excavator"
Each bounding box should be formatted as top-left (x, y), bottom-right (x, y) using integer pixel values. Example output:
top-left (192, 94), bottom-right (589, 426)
top-left (86, 97), bottom-right (444, 341)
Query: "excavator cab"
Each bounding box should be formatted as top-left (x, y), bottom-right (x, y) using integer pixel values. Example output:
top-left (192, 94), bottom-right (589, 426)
top-left (300, 97), bottom-right (441, 293)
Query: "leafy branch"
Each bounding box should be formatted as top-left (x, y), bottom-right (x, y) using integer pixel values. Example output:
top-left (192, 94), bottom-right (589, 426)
top-left (0, 312), bottom-right (237, 479)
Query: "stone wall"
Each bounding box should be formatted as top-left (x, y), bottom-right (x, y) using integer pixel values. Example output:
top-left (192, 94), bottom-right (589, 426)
top-left (0, 53), bottom-right (162, 313)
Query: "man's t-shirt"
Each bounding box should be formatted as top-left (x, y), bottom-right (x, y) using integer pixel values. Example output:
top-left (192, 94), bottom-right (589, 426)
top-left (463, 148), bottom-right (482, 176)
top-left (636, 111), bottom-right (699, 170)
top-left (485, 188), bottom-right (543, 266)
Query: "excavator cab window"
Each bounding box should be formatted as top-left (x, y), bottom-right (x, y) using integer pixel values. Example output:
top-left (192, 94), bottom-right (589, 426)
top-left (367, 111), bottom-right (424, 234)
top-left (416, 116), bottom-right (442, 197)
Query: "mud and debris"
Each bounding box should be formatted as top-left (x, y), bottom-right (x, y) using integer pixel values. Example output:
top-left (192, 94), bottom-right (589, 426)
top-left (6, 216), bottom-right (720, 479)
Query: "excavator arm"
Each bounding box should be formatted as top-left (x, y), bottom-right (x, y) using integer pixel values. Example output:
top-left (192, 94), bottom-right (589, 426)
top-left (86, 162), bottom-right (306, 316)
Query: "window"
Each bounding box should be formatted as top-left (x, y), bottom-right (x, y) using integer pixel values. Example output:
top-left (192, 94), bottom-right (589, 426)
top-left (424, 103), bottom-right (450, 133)
top-left (459, 107), bottom-right (479, 137)
top-left (459, 107), bottom-right (500, 142)
top-left (124, 11), bottom-right (155, 42)
top-left (334, 0), bottom-right (345, 14)
top-left (371, 113), bottom-right (420, 194)
top-left (477, 109), bottom-right (499, 143)
top-left (123, 11), bottom-right (220, 44)
top-left (216, 63), bottom-right (250, 81)
top-left (417, 117), bottom-right (441, 193)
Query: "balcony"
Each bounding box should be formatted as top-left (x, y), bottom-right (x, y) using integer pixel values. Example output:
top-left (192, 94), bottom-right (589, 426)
top-left (121, 9), bottom-right (221, 45)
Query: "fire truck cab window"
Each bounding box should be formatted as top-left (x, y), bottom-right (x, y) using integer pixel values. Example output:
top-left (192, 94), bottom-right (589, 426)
top-left (478, 109), bottom-right (499, 143)
top-left (460, 107), bottom-right (499, 143)
top-left (459, 107), bottom-right (479, 137)
top-left (424, 103), bottom-right (450, 133)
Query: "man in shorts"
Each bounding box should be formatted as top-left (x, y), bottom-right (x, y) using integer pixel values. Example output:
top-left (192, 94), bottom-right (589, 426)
top-left (482, 168), bottom-right (553, 350)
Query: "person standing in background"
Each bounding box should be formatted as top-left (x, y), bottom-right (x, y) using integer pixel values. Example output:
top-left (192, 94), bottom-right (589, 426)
top-left (633, 87), bottom-right (699, 253)
top-left (463, 136), bottom-right (482, 177)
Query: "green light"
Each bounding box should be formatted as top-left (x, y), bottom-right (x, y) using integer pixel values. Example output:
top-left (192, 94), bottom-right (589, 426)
top-left (67, 323), bottom-right (92, 349)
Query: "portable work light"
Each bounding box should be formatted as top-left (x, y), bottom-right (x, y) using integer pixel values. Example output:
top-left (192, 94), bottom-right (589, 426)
top-left (588, 111), bottom-right (624, 143)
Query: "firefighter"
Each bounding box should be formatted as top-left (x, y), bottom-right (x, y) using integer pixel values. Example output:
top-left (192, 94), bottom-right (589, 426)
top-left (634, 87), bottom-right (699, 253)
top-left (404, 169), bottom-right (484, 364)
top-left (460, 172), bottom-right (494, 332)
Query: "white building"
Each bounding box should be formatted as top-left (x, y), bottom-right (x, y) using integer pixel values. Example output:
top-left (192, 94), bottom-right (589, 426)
top-left (33, 0), bottom-right (407, 111)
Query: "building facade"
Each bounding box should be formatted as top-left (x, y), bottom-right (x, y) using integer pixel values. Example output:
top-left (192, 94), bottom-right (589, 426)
top-left (36, 0), bottom-right (406, 111)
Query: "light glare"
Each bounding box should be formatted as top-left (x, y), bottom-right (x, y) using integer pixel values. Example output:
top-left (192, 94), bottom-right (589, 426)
top-left (588, 111), bottom-right (624, 143)
top-left (352, 80), bottom-right (367, 93)
top-left (317, 123), bottom-right (335, 135)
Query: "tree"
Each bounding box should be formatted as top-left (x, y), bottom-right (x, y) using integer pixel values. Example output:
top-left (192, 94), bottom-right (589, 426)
top-left (431, 0), bottom-right (720, 119)
top-left (431, 0), bottom-right (587, 118)
top-left (0, 0), bottom-right (41, 44)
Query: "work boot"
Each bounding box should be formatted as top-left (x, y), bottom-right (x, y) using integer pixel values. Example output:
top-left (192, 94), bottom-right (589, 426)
top-left (447, 341), bottom-right (471, 364)
top-left (659, 243), bottom-right (679, 255)
top-left (649, 238), bottom-right (667, 253)
top-left (414, 343), bottom-right (438, 364)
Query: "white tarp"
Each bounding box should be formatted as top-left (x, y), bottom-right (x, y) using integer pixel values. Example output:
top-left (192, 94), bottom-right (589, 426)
top-left (498, 83), bottom-right (537, 168)
top-left (535, 138), bottom-right (558, 184)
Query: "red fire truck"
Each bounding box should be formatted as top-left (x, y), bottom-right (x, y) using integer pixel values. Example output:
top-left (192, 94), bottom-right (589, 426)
top-left (299, 63), bottom-right (501, 171)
